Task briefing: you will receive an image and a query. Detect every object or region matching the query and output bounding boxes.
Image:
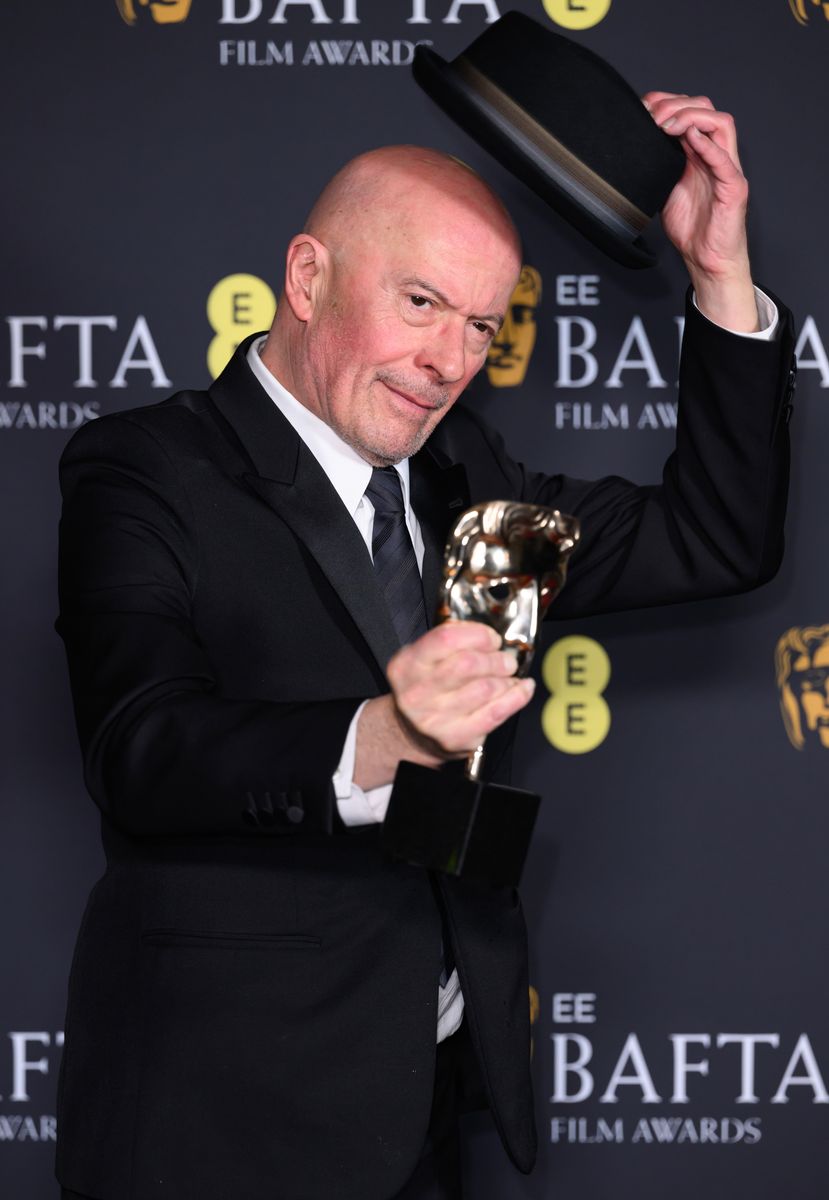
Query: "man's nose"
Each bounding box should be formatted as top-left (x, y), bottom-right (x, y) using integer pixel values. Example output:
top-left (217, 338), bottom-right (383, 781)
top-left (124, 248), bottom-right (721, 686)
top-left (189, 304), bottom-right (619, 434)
top-left (415, 320), bottom-right (467, 384)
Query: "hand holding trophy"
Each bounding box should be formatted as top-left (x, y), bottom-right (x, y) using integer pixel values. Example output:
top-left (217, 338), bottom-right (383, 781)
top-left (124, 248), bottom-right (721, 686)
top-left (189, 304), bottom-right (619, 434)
top-left (383, 501), bottom-right (579, 887)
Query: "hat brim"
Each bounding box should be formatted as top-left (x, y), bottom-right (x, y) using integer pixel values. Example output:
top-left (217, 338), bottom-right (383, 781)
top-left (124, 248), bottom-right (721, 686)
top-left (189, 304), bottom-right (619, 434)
top-left (414, 46), bottom-right (658, 270)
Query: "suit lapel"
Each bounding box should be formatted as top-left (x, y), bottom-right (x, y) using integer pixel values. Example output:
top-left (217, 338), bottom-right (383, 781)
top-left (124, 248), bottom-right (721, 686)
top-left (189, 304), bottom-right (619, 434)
top-left (244, 450), bottom-right (402, 672)
top-left (208, 336), bottom-right (471, 667)
top-left (409, 449), bottom-right (471, 628)
top-left (208, 337), bottom-right (400, 672)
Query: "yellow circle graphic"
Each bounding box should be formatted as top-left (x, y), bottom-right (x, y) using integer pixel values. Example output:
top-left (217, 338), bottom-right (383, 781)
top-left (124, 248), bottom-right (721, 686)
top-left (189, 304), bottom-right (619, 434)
top-left (207, 273), bottom-right (277, 380)
top-left (541, 635), bottom-right (611, 754)
top-left (542, 0), bottom-right (612, 31)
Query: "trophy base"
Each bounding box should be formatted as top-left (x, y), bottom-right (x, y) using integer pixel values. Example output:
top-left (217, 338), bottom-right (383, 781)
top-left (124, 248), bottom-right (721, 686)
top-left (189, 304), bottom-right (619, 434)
top-left (382, 760), bottom-right (540, 888)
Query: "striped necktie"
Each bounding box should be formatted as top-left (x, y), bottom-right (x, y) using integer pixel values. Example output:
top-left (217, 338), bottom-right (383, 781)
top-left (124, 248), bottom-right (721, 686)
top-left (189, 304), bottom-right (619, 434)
top-left (365, 467), bottom-right (455, 986)
top-left (365, 466), bottom-right (428, 647)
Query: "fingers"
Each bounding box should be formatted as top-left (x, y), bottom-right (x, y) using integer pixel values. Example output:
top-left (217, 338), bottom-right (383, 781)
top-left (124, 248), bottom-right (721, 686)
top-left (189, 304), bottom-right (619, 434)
top-left (642, 92), bottom-right (742, 173)
top-left (643, 91), bottom-right (715, 114)
top-left (643, 88), bottom-right (750, 282)
top-left (682, 125), bottom-right (747, 197)
top-left (662, 109), bottom-right (739, 163)
top-left (392, 619), bottom-right (502, 672)
top-left (404, 673), bottom-right (534, 756)
top-left (387, 620), bottom-right (536, 757)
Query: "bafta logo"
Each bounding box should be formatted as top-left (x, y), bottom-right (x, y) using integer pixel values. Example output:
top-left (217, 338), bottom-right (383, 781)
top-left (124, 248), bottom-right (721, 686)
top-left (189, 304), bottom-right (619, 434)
top-left (486, 265), bottom-right (542, 388)
top-left (529, 985), bottom-right (540, 1061)
top-left (775, 625), bottom-right (829, 750)
top-left (116, 0), bottom-right (192, 24)
top-left (789, 0), bottom-right (829, 25)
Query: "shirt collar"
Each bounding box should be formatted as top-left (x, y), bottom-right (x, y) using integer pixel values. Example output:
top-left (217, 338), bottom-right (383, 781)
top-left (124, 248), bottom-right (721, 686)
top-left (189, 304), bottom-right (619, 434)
top-left (247, 336), bottom-right (411, 516)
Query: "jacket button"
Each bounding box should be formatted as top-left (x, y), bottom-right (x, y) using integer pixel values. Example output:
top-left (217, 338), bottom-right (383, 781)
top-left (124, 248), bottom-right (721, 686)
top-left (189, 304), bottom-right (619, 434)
top-left (785, 360), bottom-right (797, 402)
top-left (287, 806), bottom-right (304, 824)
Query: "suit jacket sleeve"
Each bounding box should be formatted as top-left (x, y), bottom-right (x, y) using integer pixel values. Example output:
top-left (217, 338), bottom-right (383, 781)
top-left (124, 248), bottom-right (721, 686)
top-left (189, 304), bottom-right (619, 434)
top-left (57, 413), bottom-right (359, 840)
top-left (447, 287), bottom-right (796, 618)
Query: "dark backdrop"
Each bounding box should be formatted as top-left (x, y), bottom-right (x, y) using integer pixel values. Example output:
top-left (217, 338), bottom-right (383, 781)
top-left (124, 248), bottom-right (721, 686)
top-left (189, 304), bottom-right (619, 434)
top-left (3, 2), bottom-right (828, 1197)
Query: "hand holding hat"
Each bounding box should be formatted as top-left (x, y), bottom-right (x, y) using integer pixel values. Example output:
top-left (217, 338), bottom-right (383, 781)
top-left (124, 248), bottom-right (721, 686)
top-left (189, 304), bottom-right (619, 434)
top-left (643, 91), bottom-right (758, 331)
top-left (414, 11), bottom-right (759, 329)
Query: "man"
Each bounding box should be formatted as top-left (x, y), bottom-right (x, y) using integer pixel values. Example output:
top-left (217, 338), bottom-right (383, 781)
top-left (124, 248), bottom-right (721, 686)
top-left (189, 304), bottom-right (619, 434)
top-left (56, 93), bottom-right (794, 1200)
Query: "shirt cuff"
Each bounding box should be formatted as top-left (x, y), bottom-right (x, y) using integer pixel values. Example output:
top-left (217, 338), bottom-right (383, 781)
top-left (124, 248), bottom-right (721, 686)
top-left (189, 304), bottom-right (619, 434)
top-left (333, 700), bottom-right (393, 826)
top-left (692, 286), bottom-right (779, 341)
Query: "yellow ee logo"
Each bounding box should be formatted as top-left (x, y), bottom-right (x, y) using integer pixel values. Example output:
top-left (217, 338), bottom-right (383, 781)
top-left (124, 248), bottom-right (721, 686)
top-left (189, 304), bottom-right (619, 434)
top-left (207, 273), bottom-right (277, 380)
top-left (542, 0), bottom-right (612, 31)
top-left (541, 635), bottom-right (610, 754)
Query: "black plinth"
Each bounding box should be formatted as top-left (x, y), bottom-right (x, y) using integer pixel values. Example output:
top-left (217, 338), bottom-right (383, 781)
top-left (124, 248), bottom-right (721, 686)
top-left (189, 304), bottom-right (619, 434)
top-left (382, 760), bottom-right (540, 888)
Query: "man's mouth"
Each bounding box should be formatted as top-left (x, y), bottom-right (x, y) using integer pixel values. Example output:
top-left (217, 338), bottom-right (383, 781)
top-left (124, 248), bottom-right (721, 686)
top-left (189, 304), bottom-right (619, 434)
top-left (379, 380), bottom-right (442, 413)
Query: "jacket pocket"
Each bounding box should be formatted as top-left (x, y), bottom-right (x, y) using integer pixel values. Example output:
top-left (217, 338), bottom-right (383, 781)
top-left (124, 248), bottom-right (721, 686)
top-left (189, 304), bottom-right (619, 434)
top-left (140, 928), bottom-right (321, 950)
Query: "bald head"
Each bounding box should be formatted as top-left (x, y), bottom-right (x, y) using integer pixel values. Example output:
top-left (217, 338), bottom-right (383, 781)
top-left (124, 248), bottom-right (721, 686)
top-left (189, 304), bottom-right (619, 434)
top-left (303, 145), bottom-right (521, 266)
top-left (262, 145), bottom-right (523, 466)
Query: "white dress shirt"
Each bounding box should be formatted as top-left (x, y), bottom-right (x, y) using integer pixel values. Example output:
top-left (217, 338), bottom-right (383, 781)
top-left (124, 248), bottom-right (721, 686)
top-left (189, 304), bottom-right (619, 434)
top-left (694, 288), bottom-right (778, 340)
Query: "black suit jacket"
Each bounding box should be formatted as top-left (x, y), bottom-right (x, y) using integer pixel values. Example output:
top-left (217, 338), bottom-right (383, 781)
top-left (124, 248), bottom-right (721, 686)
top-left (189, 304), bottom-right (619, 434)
top-left (55, 292), bottom-right (795, 1199)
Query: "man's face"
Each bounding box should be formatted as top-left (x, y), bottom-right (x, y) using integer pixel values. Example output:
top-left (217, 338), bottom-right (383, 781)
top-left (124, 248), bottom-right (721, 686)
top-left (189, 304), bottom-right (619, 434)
top-left (792, 640), bottom-right (829, 747)
top-left (304, 199), bottom-right (521, 465)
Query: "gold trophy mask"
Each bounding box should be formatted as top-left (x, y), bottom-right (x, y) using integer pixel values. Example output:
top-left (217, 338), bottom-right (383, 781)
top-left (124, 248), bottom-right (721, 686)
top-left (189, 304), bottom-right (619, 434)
top-left (383, 501), bottom-right (580, 887)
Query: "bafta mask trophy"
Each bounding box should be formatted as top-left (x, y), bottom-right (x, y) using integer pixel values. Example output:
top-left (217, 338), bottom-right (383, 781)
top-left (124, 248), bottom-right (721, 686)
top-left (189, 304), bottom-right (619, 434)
top-left (383, 501), bottom-right (580, 887)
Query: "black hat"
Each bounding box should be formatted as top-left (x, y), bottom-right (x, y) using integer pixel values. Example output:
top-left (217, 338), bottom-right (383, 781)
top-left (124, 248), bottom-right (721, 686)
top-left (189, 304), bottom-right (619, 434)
top-left (413, 10), bottom-right (686, 268)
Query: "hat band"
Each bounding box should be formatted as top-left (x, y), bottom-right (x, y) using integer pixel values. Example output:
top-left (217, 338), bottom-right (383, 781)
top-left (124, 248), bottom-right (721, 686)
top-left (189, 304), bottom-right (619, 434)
top-left (454, 57), bottom-right (649, 241)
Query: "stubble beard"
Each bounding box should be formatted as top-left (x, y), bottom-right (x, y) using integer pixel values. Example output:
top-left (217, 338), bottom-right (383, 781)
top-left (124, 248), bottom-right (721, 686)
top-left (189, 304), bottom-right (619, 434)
top-left (335, 370), bottom-right (454, 467)
top-left (334, 412), bottom-right (432, 468)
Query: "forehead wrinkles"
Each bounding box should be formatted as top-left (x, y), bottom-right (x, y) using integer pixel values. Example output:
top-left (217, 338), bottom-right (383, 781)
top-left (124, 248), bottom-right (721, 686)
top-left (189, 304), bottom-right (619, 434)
top-left (315, 173), bottom-right (520, 322)
top-left (400, 182), bottom-right (514, 258)
top-left (371, 202), bottom-right (519, 312)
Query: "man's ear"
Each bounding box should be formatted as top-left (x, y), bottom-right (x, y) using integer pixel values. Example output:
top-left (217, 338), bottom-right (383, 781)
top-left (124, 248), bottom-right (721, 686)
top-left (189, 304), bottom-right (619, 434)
top-left (283, 234), bottom-right (329, 322)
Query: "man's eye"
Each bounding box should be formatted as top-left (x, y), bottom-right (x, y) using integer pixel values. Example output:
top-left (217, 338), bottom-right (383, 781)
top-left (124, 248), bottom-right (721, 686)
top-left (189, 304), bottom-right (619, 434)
top-left (472, 321), bottom-right (494, 338)
top-left (409, 295), bottom-right (432, 309)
